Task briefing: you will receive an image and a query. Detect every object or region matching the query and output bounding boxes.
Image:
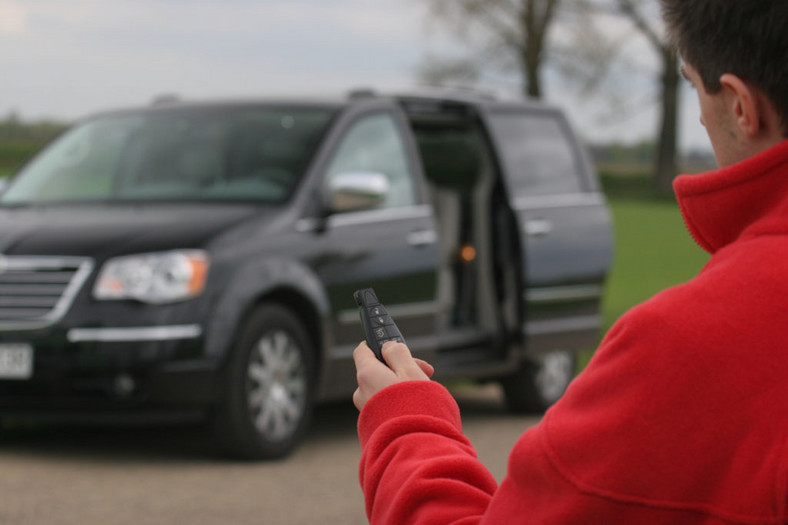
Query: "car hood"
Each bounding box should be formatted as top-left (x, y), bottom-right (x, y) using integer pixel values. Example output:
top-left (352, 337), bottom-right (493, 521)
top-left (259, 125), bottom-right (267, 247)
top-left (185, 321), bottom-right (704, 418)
top-left (0, 202), bottom-right (276, 259)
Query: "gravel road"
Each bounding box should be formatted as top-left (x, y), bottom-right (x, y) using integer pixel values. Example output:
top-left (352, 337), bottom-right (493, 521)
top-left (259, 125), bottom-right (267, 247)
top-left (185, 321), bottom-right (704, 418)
top-left (0, 385), bottom-right (540, 525)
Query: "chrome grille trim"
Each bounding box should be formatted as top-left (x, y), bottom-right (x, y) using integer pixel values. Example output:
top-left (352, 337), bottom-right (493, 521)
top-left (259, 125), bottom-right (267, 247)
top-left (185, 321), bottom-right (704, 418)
top-left (0, 256), bottom-right (94, 331)
top-left (67, 325), bottom-right (203, 343)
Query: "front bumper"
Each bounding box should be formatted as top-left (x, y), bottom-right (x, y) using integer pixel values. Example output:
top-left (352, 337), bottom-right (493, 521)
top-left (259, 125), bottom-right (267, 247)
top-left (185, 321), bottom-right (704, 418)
top-left (0, 323), bottom-right (222, 417)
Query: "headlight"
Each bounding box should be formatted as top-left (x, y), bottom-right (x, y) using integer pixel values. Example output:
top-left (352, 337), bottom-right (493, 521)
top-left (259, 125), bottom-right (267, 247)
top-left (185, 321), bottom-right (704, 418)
top-left (94, 250), bottom-right (209, 304)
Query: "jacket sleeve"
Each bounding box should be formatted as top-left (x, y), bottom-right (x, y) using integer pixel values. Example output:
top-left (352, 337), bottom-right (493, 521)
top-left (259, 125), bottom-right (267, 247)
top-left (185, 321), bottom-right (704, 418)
top-left (356, 287), bottom-right (749, 524)
top-left (356, 381), bottom-right (626, 525)
top-left (358, 380), bottom-right (498, 525)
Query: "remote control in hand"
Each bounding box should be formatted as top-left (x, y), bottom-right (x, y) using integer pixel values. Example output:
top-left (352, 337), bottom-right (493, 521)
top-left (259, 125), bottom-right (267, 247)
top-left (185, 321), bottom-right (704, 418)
top-left (354, 288), bottom-right (405, 363)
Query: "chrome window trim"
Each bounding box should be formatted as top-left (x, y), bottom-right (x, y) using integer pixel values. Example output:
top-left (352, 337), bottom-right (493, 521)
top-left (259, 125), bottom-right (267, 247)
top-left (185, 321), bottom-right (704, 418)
top-left (67, 324), bottom-right (203, 343)
top-left (0, 256), bottom-right (94, 331)
top-left (295, 204), bottom-right (432, 232)
top-left (513, 192), bottom-right (606, 211)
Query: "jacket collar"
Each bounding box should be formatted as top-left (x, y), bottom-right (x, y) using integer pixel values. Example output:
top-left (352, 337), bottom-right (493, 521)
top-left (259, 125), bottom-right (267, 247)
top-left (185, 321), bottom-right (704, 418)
top-left (673, 139), bottom-right (788, 254)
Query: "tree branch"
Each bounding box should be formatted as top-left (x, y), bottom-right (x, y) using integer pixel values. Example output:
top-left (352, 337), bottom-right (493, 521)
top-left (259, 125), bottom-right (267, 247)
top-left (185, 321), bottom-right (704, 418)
top-left (616, 0), bottom-right (664, 51)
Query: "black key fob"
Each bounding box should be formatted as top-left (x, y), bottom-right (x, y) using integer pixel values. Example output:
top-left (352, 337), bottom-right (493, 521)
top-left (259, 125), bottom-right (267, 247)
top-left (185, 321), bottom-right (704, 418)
top-left (354, 288), bottom-right (405, 363)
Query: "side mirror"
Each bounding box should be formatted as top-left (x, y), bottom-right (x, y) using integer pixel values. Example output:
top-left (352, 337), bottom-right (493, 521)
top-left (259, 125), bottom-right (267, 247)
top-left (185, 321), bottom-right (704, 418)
top-left (328, 171), bottom-right (389, 213)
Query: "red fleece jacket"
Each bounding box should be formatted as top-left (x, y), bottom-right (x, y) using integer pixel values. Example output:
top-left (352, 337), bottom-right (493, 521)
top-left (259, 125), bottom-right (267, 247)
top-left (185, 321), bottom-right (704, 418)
top-left (358, 139), bottom-right (788, 524)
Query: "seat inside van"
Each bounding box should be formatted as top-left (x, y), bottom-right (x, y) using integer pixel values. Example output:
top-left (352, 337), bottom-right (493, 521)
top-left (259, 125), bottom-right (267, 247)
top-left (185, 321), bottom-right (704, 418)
top-left (413, 125), bottom-right (500, 335)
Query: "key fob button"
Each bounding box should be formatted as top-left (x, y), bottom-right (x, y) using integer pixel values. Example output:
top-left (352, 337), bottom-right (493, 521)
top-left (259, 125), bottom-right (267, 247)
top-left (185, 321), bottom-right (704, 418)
top-left (355, 288), bottom-right (405, 365)
top-left (380, 337), bottom-right (403, 346)
top-left (368, 305), bottom-right (387, 317)
top-left (372, 315), bottom-right (392, 326)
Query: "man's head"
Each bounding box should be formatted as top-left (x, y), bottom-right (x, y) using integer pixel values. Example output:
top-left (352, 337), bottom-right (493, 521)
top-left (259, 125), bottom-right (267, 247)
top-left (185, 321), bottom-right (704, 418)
top-left (661, 0), bottom-right (788, 167)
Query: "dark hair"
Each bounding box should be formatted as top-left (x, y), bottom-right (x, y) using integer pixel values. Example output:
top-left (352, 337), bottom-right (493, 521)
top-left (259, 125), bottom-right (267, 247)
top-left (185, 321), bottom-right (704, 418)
top-left (661, 0), bottom-right (788, 135)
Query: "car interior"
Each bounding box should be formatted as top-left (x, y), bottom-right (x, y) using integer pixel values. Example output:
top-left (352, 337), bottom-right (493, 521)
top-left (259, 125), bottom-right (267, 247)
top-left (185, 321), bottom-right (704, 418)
top-left (405, 104), bottom-right (522, 359)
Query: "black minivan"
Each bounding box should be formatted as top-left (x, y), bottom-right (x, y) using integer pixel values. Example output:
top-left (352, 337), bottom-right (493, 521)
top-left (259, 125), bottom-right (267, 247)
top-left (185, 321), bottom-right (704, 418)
top-left (0, 90), bottom-right (613, 459)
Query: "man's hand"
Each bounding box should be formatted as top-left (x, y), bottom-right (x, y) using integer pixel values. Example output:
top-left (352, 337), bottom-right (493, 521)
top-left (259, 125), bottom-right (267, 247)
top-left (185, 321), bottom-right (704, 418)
top-left (353, 341), bottom-right (434, 410)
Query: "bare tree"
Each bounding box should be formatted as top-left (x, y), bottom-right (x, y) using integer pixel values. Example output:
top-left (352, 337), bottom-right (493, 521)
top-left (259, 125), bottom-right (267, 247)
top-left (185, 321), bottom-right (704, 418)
top-left (566, 0), bottom-right (680, 193)
top-left (422, 0), bottom-right (561, 98)
top-left (616, 0), bottom-right (679, 194)
top-left (423, 0), bottom-right (681, 193)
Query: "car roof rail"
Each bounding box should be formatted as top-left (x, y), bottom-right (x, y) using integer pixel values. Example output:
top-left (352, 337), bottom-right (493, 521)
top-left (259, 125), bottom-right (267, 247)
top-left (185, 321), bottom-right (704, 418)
top-left (414, 84), bottom-right (499, 101)
top-left (347, 88), bottom-right (378, 100)
top-left (150, 93), bottom-right (181, 106)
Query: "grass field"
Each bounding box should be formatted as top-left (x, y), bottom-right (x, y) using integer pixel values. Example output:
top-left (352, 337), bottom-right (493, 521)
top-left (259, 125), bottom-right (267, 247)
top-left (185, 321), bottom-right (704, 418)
top-left (601, 197), bottom-right (709, 330)
top-left (575, 187), bottom-right (711, 369)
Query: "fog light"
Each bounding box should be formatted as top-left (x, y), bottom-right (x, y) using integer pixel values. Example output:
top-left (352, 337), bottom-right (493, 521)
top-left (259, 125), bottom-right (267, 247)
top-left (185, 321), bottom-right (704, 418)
top-left (113, 374), bottom-right (136, 398)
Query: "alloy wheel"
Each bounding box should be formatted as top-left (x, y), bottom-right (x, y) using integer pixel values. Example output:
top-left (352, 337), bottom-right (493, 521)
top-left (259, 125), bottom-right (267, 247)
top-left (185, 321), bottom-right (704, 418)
top-left (246, 329), bottom-right (308, 442)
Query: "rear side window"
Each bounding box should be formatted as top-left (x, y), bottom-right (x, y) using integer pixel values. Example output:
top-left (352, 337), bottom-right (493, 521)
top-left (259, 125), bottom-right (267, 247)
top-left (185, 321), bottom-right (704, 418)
top-left (489, 112), bottom-right (583, 195)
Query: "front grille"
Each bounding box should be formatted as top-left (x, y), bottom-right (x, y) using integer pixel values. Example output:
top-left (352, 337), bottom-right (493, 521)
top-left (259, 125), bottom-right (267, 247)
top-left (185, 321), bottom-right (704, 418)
top-left (0, 256), bottom-right (94, 330)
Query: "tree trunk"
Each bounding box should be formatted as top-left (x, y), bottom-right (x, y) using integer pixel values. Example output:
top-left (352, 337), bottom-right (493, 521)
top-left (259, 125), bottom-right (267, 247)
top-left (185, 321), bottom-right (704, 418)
top-left (521, 0), bottom-right (543, 99)
top-left (524, 58), bottom-right (542, 98)
top-left (654, 49), bottom-right (680, 195)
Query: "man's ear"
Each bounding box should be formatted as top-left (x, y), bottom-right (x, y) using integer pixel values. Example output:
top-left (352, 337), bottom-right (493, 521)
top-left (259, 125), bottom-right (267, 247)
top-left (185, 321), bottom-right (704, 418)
top-left (719, 73), bottom-right (761, 137)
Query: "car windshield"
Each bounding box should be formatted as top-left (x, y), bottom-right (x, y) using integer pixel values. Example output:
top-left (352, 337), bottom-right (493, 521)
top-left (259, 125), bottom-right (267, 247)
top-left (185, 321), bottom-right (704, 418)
top-left (0, 105), bottom-right (336, 205)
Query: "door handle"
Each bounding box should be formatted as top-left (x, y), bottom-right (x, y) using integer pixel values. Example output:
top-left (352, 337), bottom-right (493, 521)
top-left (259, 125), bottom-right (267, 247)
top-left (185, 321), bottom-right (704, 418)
top-left (407, 229), bottom-right (437, 247)
top-left (524, 219), bottom-right (553, 237)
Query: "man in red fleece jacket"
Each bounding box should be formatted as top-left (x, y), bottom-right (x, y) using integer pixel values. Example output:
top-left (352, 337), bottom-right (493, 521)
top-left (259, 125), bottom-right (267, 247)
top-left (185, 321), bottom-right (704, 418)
top-left (353, 1), bottom-right (788, 523)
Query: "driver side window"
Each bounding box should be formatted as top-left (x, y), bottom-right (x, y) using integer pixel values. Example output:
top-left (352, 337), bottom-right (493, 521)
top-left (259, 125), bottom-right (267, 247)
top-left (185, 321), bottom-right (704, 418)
top-left (326, 113), bottom-right (417, 210)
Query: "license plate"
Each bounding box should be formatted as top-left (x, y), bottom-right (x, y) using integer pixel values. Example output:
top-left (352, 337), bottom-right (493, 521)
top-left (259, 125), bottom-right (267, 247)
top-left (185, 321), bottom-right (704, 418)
top-left (0, 343), bottom-right (33, 379)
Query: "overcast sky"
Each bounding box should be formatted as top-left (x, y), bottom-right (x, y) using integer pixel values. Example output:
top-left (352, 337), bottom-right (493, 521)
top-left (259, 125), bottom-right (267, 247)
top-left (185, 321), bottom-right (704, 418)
top-left (0, 0), bottom-right (710, 152)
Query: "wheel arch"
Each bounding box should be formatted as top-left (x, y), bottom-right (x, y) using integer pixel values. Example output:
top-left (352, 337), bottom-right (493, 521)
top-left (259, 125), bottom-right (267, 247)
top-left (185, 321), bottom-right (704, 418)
top-left (204, 257), bottom-right (332, 386)
top-left (242, 287), bottom-right (325, 381)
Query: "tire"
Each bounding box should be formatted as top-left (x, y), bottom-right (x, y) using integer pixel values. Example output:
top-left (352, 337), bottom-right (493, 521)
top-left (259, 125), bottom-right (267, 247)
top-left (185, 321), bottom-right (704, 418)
top-left (500, 349), bottom-right (576, 414)
top-left (212, 304), bottom-right (315, 460)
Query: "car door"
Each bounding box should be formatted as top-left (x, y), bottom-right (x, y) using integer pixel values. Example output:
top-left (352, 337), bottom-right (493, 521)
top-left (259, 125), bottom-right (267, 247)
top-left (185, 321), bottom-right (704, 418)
top-left (482, 105), bottom-right (614, 354)
top-left (308, 110), bottom-right (440, 360)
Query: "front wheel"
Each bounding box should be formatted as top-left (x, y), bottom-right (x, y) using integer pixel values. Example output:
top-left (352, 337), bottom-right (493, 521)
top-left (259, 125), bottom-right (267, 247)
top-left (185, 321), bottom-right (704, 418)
top-left (212, 304), bottom-right (315, 460)
top-left (500, 349), bottom-right (576, 414)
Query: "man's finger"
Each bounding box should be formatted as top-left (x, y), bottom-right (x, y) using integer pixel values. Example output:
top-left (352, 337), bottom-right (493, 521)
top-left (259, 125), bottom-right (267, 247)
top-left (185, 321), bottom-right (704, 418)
top-left (352, 387), bottom-right (364, 410)
top-left (382, 342), bottom-right (429, 379)
top-left (380, 341), bottom-right (410, 367)
top-left (414, 358), bottom-right (435, 378)
top-left (353, 341), bottom-right (376, 366)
